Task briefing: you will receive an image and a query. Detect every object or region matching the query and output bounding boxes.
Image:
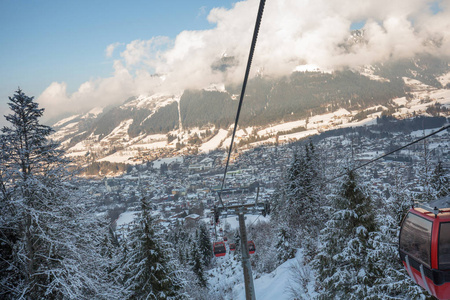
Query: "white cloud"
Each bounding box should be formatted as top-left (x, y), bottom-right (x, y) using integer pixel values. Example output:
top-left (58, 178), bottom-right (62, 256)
top-left (39, 0), bottom-right (450, 121)
top-left (120, 37), bottom-right (171, 67)
top-left (105, 42), bottom-right (122, 58)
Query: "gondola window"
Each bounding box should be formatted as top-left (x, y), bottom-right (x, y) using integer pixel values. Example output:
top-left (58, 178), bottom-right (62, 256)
top-left (400, 213), bottom-right (433, 267)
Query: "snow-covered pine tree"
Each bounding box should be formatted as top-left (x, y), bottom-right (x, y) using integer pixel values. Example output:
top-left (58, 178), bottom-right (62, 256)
top-left (166, 220), bottom-right (194, 268)
top-left (271, 141), bottom-right (326, 262)
top-left (121, 196), bottom-right (183, 299)
top-left (388, 167), bottom-right (413, 224)
top-left (0, 89), bottom-right (121, 299)
top-left (313, 170), bottom-right (379, 300)
top-left (369, 210), bottom-right (428, 299)
top-left (275, 223), bottom-right (296, 264)
top-left (190, 243), bottom-right (207, 288)
top-left (431, 161), bottom-right (449, 198)
top-left (358, 167), bottom-right (428, 299)
top-left (0, 134), bottom-right (11, 201)
top-left (417, 139), bottom-right (434, 202)
top-left (197, 222), bottom-right (212, 267)
top-left (0, 132), bottom-right (18, 299)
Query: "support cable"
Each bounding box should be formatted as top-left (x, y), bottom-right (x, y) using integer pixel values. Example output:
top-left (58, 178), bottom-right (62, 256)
top-left (278, 124), bottom-right (450, 220)
top-left (326, 124), bottom-right (450, 184)
top-left (219, 0), bottom-right (266, 209)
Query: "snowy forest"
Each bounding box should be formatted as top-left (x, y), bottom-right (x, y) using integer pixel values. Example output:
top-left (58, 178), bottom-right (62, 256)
top-left (1, 89), bottom-right (449, 299)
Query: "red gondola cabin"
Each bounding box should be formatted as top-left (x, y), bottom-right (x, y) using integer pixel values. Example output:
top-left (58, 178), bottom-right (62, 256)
top-left (223, 236), bottom-right (228, 242)
top-left (213, 241), bottom-right (226, 257)
top-left (229, 243), bottom-right (236, 251)
top-left (399, 201), bottom-right (450, 300)
top-left (248, 241), bottom-right (256, 254)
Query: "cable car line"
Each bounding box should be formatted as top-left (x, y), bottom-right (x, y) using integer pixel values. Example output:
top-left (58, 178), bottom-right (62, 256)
top-left (283, 123), bottom-right (449, 201)
top-left (219, 0), bottom-right (266, 208)
top-left (325, 123), bottom-right (450, 185)
top-left (211, 3), bottom-right (265, 299)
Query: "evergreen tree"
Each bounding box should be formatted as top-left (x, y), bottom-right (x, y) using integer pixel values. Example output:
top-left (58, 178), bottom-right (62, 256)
top-left (364, 168), bottom-right (428, 299)
top-left (431, 161), bottom-right (449, 198)
top-left (275, 224), bottom-right (296, 263)
top-left (122, 196), bottom-right (183, 299)
top-left (271, 141), bottom-right (326, 261)
top-left (197, 222), bottom-right (213, 267)
top-left (0, 89), bottom-right (121, 299)
top-left (0, 134), bottom-right (11, 201)
top-left (190, 243), bottom-right (207, 288)
top-left (389, 168), bottom-right (413, 224)
top-left (369, 210), bottom-right (428, 299)
top-left (313, 171), bottom-right (379, 299)
top-left (417, 139), bottom-right (434, 202)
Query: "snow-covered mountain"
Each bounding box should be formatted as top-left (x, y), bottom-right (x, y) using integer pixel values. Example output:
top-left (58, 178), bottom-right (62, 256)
top-left (51, 58), bottom-right (450, 170)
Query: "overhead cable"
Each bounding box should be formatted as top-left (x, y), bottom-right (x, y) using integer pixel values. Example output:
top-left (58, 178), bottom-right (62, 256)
top-left (219, 0), bottom-right (266, 208)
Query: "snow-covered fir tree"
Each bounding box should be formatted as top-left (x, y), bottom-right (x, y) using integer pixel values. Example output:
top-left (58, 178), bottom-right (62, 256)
top-left (274, 224), bottom-right (296, 264)
top-left (0, 89), bottom-right (121, 299)
top-left (431, 161), bottom-right (449, 198)
top-left (121, 196), bottom-right (184, 299)
top-left (388, 167), bottom-right (413, 224)
top-left (197, 222), bottom-right (213, 267)
top-left (369, 209), bottom-right (428, 299)
top-left (313, 170), bottom-right (379, 299)
top-left (271, 141), bottom-right (326, 262)
top-left (0, 134), bottom-right (10, 201)
top-left (166, 220), bottom-right (193, 268)
top-left (417, 139), bottom-right (434, 202)
top-left (190, 242), bottom-right (208, 288)
top-left (355, 166), bottom-right (428, 299)
top-left (166, 221), bottom-right (211, 299)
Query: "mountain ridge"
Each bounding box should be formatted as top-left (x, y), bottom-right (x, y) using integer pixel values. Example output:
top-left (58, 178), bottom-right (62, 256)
top-left (50, 54), bottom-right (450, 169)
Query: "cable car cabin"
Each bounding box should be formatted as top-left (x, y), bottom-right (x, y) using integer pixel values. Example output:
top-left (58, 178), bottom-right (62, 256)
top-left (399, 202), bottom-right (450, 300)
top-left (213, 241), bottom-right (226, 257)
top-left (223, 236), bottom-right (228, 242)
top-left (248, 241), bottom-right (256, 254)
top-left (229, 243), bottom-right (236, 251)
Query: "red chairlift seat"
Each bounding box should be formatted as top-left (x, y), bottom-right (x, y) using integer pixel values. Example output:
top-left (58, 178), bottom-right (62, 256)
top-left (399, 200), bottom-right (450, 300)
top-left (213, 241), bottom-right (226, 257)
top-left (229, 243), bottom-right (236, 251)
top-left (248, 240), bottom-right (256, 254)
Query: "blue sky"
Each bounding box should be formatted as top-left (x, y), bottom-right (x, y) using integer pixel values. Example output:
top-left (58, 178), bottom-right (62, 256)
top-left (0, 0), bottom-right (234, 116)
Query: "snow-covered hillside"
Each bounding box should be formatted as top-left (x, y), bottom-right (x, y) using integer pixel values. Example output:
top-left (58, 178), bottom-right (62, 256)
top-left (50, 75), bottom-right (450, 169)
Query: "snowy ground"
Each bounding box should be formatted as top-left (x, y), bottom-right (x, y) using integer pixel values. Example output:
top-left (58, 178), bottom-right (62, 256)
top-left (257, 120), bottom-right (307, 136)
top-left (199, 129), bottom-right (229, 153)
top-left (116, 211), bottom-right (139, 226)
top-left (151, 156), bottom-right (184, 169)
top-left (97, 150), bottom-right (140, 164)
top-left (233, 253), bottom-right (313, 300)
top-left (207, 248), bottom-right (315, 300)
